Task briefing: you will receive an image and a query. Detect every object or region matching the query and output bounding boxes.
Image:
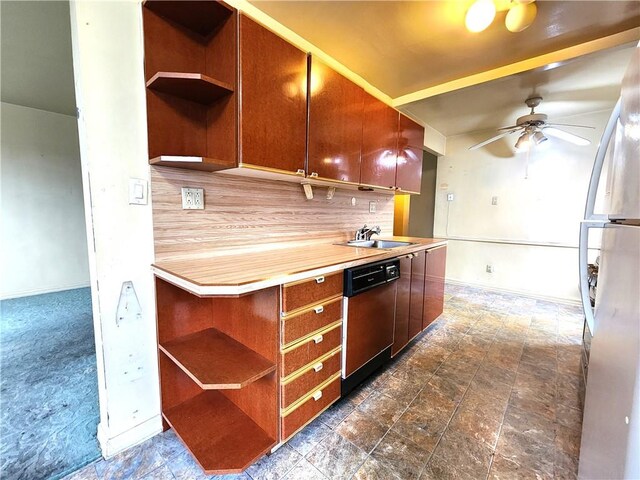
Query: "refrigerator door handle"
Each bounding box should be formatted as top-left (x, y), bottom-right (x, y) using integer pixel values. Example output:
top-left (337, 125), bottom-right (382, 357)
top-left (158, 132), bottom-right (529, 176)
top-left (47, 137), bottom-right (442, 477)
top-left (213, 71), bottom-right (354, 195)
top-left (579, 221), bottom-right (605, 333)
top-left (584, 98), bottom-right (621, 221)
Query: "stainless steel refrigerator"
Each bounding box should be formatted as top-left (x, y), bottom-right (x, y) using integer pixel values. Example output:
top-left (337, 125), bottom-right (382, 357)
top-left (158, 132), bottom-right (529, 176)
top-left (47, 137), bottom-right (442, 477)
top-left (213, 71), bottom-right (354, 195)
top-left (578, 45), bottom-right (640, 479)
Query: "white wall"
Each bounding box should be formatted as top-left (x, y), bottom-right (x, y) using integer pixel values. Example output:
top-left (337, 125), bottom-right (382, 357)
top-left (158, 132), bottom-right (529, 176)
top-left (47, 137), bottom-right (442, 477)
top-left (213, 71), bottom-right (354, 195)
top-left (1, 102), bottom-right (90, 298)
top-left (69, 0), bottom-right (160, 457)
top-left (434, 109), bottom-right (610, 302)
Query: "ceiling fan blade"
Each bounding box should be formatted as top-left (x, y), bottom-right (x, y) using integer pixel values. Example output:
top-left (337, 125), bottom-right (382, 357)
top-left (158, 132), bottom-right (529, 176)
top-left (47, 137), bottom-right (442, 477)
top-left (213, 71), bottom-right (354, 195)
top-left (543, 127), bottom-right (591, 146)
top-left (546, 123), bottom-right (595, 129)
top-left (497, 125), bottom-right (520, 131)
top-left (468, 129), bottom-right (520, 150)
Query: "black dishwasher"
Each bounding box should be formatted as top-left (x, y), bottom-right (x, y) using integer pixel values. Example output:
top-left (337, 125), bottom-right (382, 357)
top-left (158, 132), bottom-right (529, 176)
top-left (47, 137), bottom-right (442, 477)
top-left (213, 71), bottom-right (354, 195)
top-left (342, 258), bottom-right (400, 396)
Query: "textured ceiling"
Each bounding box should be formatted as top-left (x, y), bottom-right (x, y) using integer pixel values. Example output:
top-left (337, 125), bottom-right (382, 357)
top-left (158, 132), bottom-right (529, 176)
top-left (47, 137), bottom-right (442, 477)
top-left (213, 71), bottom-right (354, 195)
top-left (400, 44), bottom-right (636, 137)
top-left (1, 1), bottom-right (77, 116)
top-left (249, 1), bottom-right (640, 98)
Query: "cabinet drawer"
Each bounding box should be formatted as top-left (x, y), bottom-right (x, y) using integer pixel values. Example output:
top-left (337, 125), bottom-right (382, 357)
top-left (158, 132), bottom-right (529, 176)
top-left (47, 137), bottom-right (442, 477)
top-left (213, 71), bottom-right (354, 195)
top-left (281, 272), bottom-right (343, 314)
top-left (281, 323), bottom-right (342, 378)
top-left (282, 296), bottom-right (342, 347)
top-left (281, 374), bottom-right (341, 441)
top-left (281, 348), bottom-right (341, 409)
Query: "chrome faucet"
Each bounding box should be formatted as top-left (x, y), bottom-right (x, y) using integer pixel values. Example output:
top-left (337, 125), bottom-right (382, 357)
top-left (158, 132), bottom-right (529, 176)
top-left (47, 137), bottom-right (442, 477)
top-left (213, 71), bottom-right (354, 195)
top-left (355, 224), bottom-right (381, 241)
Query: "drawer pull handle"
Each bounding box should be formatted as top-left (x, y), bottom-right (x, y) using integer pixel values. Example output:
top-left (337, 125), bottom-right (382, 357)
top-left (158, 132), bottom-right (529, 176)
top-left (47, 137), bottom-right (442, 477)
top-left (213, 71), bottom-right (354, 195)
top-left (312, 390), bottom-right (323, 401)
top-left (313, 362), bottom-right (323, 373)
top-left (313, 334), bottom-right (323, 344)
top-left (314, 305), bottom-right (324, 314)
top-left (315, 276), bottom-right (325, 284)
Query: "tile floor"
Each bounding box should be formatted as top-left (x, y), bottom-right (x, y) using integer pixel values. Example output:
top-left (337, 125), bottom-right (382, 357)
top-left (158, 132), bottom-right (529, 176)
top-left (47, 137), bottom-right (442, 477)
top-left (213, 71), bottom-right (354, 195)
top-left (65, 284), bottom-right (585, 480)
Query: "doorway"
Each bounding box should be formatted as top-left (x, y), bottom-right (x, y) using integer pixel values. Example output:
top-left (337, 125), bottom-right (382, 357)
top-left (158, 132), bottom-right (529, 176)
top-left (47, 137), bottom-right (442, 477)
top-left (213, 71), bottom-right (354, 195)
top-left (0, 1), bottom-right (101, 478)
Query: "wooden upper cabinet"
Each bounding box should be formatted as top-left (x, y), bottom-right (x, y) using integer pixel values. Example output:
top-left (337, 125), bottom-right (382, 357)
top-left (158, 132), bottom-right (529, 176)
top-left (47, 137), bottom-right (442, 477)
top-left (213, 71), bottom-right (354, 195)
top-left (396, 114), bottom-right (425, 194)
top-left (307, 57), bottom-right (364, 184)
top-left (360, 92), bottom-right (399, 190)
top-left (143, 0), bottom-right (237, 171)
top-left (239, 15), bottom-right (307, 175)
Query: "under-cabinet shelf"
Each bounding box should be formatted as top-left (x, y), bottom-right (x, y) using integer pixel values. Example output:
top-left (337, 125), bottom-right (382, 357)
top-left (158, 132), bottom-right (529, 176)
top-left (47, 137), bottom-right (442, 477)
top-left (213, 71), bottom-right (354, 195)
top-left (149, 156), bottom-right (235, 172)
top-left (147, 72), bottom-right (233, 104)
top-left (163, 391), bottom-right (276, 474)
top-left (143, 0), bottom-right (233, 37)
top-left (159, 328), bottom-right (276, 389)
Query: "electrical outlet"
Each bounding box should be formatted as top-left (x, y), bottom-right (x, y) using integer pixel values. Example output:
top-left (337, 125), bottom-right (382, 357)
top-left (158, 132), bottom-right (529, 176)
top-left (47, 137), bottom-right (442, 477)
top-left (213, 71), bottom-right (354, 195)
top-left (486, 265), bottom-right (494, 273)
top-left (181, 187), bottom-right (204, 210)
top-left (447, 193), bottom-right (454, 202)
top-left (491, 196), bottom-right (498, 206)
top-left (369, 201), bottom-right (376, 213)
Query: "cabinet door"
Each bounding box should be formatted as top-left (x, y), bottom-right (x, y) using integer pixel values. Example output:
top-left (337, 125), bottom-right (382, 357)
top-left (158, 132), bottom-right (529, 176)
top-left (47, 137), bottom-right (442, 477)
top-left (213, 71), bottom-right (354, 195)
top-left (423, 246), bottom-right (447, 330)
top-left (307, 57), bottom-right (364, 184)
top-left (396, 114), bottom-right (424, 194)
top-left (409, 251), bottom-right (426, 341)
top-left (239, 15), bottom-right (307, 174)
top-left (392, 255), bottom-right (412, 356)
top-left (360, 92), bottom-right (399, 190)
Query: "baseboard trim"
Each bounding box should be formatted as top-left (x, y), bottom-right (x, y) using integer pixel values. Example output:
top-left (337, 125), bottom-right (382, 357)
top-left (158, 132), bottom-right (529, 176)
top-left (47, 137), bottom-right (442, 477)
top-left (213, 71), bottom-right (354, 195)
top-left (97, 415), bottom-right (163, 459)
top-left (445, 279), bottom-right (581, 306)
top-left (1, 282), bottom-right (91, 300)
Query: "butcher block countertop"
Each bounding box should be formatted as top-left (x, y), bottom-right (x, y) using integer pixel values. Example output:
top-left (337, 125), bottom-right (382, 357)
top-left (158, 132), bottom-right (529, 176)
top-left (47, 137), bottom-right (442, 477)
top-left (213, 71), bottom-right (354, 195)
top-left (152, 237), bottom-right (447, 296)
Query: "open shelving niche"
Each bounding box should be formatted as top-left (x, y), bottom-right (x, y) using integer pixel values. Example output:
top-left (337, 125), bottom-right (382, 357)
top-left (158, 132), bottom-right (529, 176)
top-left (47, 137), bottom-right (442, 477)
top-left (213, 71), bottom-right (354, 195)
top-left (143, 0), bottom-right (238, 173)
top-left (155, 275), bottom-right (279, 474)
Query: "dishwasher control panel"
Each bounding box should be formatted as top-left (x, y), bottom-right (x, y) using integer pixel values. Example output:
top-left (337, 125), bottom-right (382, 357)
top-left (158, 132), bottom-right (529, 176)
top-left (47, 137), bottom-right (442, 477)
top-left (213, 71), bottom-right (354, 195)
top-left (344, 258), bottom-right (401, 297)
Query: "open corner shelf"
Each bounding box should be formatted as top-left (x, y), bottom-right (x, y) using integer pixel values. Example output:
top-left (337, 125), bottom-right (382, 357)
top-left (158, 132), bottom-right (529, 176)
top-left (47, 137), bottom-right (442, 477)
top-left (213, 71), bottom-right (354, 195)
top-left (143, 0), bottom-right (234, 37)
top-left (147, 72), bottom-right (233, 104)
top-left (164, 391), bottom-right (276, 474)
top-left (150, 156), bottom-right (235, 172)
top-left (159, 328), bottom-right (276, 389)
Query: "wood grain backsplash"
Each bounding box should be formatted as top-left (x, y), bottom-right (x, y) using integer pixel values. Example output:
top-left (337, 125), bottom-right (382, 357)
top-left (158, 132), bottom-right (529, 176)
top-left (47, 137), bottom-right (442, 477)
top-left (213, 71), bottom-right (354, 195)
top-left (151, 166), bottom-right (395, 262)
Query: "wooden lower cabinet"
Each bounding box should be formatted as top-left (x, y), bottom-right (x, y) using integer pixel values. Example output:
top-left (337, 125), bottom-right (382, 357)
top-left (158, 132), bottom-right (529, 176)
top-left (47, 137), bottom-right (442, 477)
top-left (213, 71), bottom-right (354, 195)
top-left (281, 375), bottom-right (341, 441)
top-left (392, 255), bottom-right (412, 356)
top-left (281, 272), bottom-right (342, 314)
top-left (281, 296), bottom-right (342, 347)
top-left (281, 348), bottom-right (341, 409)
top-left (409, 250), bottom-right (426, 341)
top-left (279, 271), bottom-right (344, 444)
top-left (393, 246), bottom-right (447, 356)
top-left (155, 278), bottom-right (279, 474)
top-left (423, 245), bottom-right (447, 329)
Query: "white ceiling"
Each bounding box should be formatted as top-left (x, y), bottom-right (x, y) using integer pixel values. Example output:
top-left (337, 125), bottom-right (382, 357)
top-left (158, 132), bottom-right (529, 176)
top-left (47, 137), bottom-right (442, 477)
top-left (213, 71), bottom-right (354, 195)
top-left (1, 1), bottom-right (77, 116)
top-left (400, 45), bottom-right (635, 137)
top-left (249, 1), bottom-right (640, 98)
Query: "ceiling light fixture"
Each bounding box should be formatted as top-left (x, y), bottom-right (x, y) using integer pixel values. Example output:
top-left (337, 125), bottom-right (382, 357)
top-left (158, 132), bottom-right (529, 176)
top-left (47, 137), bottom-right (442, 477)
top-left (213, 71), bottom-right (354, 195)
top-left (505, 0), bottom-right (538, 32)
top-left (514, 132), bottom-right (531, 152)
top-left (465, 0), bottom-right (496, 33)
top-left (532, 131), bottom-right (547, 145)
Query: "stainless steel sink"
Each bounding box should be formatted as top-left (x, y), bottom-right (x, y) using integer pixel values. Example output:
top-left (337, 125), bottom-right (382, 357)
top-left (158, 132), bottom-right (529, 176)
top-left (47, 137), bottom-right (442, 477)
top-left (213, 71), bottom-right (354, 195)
top-left (341, 239), bottom-right (416, 249)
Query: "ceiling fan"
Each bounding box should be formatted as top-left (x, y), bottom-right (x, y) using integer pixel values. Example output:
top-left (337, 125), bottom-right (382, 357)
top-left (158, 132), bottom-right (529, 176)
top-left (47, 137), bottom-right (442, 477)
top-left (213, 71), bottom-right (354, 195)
top-left (469, 96), bottom-right (594, 151)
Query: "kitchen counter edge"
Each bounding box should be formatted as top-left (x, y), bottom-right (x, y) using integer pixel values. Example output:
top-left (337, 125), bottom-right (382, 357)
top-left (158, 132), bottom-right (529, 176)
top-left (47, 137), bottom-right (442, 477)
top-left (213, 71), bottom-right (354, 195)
top-left (152, 237), bottom-right (448, 297)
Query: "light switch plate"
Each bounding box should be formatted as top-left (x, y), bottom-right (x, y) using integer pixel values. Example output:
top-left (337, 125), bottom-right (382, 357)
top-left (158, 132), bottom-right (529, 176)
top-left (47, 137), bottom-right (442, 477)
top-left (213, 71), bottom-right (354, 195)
top-left (369, 201), bottom-right (376, 213)
top-left (181, 187), bottom-right (204, 209)
top-left (447, 193), bottom-right (455, 202)
top-left (128, 178), bottom-right (148, 205)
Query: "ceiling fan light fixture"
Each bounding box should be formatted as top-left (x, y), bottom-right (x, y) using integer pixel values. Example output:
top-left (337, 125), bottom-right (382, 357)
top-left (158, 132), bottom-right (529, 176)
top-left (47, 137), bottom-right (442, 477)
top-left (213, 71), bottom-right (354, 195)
top-left (465, 0), bottom-right (496, 33)
top-left (505, 1), bottom-right (537, 32)
top-left (514, 132), bottom-right (531, 152)
top-left (532, 131), bottom-right (547, 145)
